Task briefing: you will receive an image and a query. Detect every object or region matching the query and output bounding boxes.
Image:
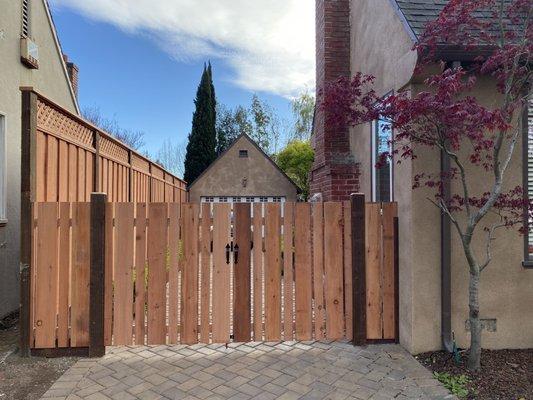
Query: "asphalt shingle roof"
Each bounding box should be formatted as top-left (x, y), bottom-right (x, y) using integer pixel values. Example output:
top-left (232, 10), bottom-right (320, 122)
top-left (394, 0), bottom-right (523, 40)
top-left (394, 0), bottom-right (449, 37)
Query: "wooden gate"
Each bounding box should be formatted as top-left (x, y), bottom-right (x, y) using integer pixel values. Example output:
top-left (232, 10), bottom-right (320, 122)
top-left (26, 195), bottom-right (398, 354)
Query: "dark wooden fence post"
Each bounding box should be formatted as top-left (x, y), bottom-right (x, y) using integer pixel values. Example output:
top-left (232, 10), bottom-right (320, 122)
top-left (90, 193), bottom-right (106, 357)
top-left (351, 193), bottom-right (367, 346)
top-left (394, 217), bottom-right (400, 343)
top-left (20, 89), bottom-right (37, 357)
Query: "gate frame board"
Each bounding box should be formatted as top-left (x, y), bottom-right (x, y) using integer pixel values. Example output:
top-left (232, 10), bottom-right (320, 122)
top-left (212, 204), bottom-right (231, 343)
top-left (294, 203), bottom-right (312, 340)
top-left (181, 203), bottom-right (199, 344)
top-left (264, 203), bottom-right (282, 341)
top-left (200, 203), bottom-right (212, 343)
top-left (283, 203), bottom-right (295, 341)
top-left (312, 202), bottom-right (325, 340)
top-left (168, 203), bottom-right (181, 344)
top-left (252, 203), bottom-right (263, 341)
top-left (233, 203), bottom-right (252, 342)
top-left (324, 202), bottom-right (344, 340)
top-left (147, 203), bottom-right (168, 345)
top-left (134, 203), bottom-right (147, 345)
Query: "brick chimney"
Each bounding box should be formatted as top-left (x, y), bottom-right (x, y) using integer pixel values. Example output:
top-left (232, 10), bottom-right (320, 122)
top-left (63, 54), bottom-right (79, 100)
top-left (311, 0), bottom-right (359, 201)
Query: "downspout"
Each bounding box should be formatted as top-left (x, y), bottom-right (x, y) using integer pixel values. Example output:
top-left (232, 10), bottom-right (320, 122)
top-left (441, 146), bottom-right (453, 352)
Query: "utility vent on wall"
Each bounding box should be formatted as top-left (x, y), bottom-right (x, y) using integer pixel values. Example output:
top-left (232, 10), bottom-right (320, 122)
top-left (465, 319), bottom-right (497, 332)
top-left (22, 0), bottom-right (30, 37)
top-left (21, 37), bottom-right (39, 69)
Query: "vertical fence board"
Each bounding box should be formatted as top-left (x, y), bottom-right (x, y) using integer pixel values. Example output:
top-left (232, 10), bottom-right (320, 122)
top-left (58, 142), bottom-right (69, 202)
top-left (134, 203), bottom-right (147, 345)
top-left (168, 204), bottom-right (181, 344)
top-left (283, 203), bottom-right (294, 341)
top-left (113, 203), bottom-right (135, 345)
top-left (264, 204), bottom-right (282, 341)
top-left (343, 201), bottom-right (353, 341)
top-left (147, 203), bottom-right (168, 344)
top-left (312, 203), bottom-right (325, 340)
top-left (181, 204), bottom-right (199, 344)
top-left (36, 132), bottom-right (46, 201)
top-left (200, 204), bottom-right (212, 343)
top-left (104, 203), bottom-right (114, 345)
top-left (71, 203), bottom-right (90, 347)
top-left (57, 203), bottom-right (71, 347)
top-left (78, 149), bottom-right (86, 201)
top-left (34, 203), bottom-right (58, 348)
top-left (45, 136), bottom-right (58, 201)
top-left (294, 203), bottom-right (312, 340)
top-left (212, 204), bottom-right (231, 343)
top-left (324, 203), bottom-right (345, 340)
top-left (366, 203), bottom-right (382, 340)
top-left (382, 203), bottom-right (397, 339)
top-left (252, 203), bottom-right (263, 341)
top-left (233, 203), bottom-right (252, 342)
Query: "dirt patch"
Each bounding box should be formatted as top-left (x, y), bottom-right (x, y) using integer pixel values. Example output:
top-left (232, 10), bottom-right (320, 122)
top-left (0, 313), bottom-right (77, 400)
top-left (417, 349), bottom-right (533, 399)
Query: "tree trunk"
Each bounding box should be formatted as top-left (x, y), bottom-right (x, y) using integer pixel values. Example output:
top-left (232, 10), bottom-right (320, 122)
top-left (468, 270), bottom-right (482, 371)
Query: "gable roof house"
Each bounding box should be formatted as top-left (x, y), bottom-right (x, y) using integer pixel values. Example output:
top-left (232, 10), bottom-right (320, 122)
top-left (188, 134), bottom-right (299, 204)
top-left (312, 0), bottom-right (533, 354)
top-left (0, 0), bottom-right (81, 318)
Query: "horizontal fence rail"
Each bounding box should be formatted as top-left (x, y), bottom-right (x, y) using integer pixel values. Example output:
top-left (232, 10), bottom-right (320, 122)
top-left (27, 199), bottom-right (398, 352)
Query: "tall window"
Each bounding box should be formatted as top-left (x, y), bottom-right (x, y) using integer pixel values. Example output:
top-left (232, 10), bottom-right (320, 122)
top-left (0, 115), bottom-right (6, 222)
top-left (526, 98), bottom-right (533, 261)
top-left (371, 116), bottom-right (393, 202)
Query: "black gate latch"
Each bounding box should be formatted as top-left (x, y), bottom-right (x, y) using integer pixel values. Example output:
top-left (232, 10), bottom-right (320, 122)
top-left (234, 244), bottom-right (239, 264)
top-left (225, 244), bottom-right (231, 264)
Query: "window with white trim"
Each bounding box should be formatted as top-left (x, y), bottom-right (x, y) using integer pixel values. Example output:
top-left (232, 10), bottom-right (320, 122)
top-left (371, 116), bottom-right (393, 202)
top-left (0, 115), bottom-right (6, 222)
top-left (526, 97), bottom-right (533, 260)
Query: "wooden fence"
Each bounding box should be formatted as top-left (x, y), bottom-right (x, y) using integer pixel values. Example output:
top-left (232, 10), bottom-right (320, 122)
top-left (27, 196), bottom-right (398, 354)
top-left (24, 89), bottom-right (187, 203)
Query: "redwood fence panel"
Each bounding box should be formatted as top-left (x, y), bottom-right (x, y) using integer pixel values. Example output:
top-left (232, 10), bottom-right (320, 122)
top-left (27, 198), bottom-right (398, 354)
top-left (28, 89), bottom-right (187, 204)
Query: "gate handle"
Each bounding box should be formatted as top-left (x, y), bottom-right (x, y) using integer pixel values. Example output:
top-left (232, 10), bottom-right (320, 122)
top-left (234, 244), bottom-right (239, 264)
top-left (225, 244), bottom-right (231, 264)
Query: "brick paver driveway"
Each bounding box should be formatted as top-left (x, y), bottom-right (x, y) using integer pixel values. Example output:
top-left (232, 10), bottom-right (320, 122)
top-left (41, 341), bottom-right (455, 400)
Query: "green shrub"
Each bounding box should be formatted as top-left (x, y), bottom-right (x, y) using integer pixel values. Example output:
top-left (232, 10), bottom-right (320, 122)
top-left (433, 372), bottom-right (471, 398)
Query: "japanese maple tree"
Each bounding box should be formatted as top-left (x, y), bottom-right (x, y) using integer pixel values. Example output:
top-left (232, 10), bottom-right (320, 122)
top-left (323, 0), bottom-right (532, 370)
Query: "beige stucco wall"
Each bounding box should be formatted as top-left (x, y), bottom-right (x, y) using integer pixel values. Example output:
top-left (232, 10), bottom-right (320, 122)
top-left (407, 78), bottom-right (533, 353)
top-left (0, 0), bottom-right (78, 317)
top-left (189, 136), bottom-right (298, 203)
top-left (349, 0), bottom-right (533, 353)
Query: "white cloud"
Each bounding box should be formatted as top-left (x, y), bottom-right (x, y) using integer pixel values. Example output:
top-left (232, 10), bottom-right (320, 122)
top-left (49, 0), bottom-right (315, 98)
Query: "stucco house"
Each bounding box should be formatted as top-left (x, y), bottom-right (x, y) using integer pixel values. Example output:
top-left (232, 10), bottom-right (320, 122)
top-left (188, 134), bottom-right (299, 203)
top-left (312, 0), bottom-right (533, 354)
top-left (0, 0), bottom-right (79, 318)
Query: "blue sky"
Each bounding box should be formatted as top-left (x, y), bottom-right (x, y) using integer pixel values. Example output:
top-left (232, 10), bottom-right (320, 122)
top-left (49, 1), bottom-right (315, 157)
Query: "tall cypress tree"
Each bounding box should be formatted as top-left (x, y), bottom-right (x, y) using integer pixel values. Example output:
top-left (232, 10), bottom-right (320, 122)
top-left (184, 63), bottom-right (217, 184)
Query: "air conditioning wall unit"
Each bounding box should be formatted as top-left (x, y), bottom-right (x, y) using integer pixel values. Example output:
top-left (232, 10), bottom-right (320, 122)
top-left (21, 37), bottom-right (39, 69)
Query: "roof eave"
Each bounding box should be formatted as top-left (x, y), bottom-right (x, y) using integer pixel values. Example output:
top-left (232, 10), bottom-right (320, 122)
top-left (388, 0), bottom-right (418, 44)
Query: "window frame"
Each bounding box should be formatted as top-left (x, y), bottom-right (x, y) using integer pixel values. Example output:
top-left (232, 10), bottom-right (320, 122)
top-left (522, 97), bottom-right (533, 268)
top-left (371, 114), bottom-right (394, 203)
top-left (0, 113), bottom-right (6, 224)
top-left (239, 150), bottom-right (249, 158)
